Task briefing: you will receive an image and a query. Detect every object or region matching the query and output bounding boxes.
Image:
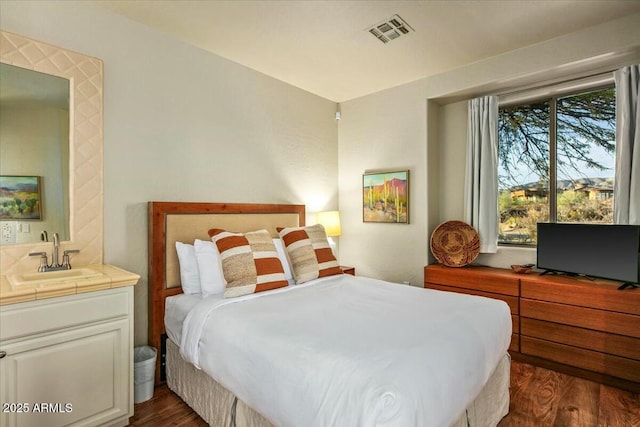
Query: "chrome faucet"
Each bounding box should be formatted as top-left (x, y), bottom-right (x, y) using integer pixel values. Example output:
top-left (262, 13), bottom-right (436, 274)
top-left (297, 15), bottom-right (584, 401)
top-left (51, 232), bottom-right (61, 268)
top-left (62, 249), bottom-right (80, 269)
top-left (29, 232), bottom-right (79, 272)
top-left (29, 251), bottom-right (49, 272)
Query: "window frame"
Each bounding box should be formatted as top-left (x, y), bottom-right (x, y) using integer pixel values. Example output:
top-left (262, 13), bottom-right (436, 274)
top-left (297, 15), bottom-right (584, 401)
top-left (497, 75), bottom-right (616, 247)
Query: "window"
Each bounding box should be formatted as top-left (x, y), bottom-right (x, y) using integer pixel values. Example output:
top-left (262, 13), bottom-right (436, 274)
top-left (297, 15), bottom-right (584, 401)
top-left (498, 85), bottom-right (616, 245)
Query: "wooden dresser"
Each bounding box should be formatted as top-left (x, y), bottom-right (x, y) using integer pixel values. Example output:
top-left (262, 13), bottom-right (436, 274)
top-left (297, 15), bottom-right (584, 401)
top-left (422, 264), bottom-right (520, 353)
top-left (424, 264), bottom-right (640, 393)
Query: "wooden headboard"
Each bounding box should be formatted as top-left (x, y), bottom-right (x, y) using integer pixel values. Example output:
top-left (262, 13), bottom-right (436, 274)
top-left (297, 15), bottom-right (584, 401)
top-left (148, 202), bottom-right (306, 383)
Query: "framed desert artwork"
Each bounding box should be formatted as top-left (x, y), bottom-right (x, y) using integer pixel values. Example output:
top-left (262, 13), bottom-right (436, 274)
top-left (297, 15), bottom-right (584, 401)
top-left (363, 170), bottom-right (409, 223)
top-left (0, 175), bottom-right (42, 220)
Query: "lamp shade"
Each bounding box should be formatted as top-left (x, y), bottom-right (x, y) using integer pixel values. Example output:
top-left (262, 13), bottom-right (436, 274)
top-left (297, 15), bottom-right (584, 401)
top-left (316, 211), bottom-right (342, 237)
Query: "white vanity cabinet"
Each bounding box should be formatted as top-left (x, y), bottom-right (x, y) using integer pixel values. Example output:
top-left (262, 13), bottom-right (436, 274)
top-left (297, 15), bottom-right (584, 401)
top-left (0, 286), bottom-right (134, 427)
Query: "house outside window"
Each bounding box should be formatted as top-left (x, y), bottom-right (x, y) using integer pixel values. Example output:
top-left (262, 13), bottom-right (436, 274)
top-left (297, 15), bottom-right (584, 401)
top-left (497, 83), bottom-right (616, 246)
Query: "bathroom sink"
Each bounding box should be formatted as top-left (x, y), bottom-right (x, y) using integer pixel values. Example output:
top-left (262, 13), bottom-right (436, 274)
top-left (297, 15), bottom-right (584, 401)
top-left (8, 267), bottom-right (103, 287)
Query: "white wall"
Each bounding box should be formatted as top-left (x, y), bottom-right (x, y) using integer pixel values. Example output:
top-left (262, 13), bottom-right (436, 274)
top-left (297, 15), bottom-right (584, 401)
top-left (338, 82), bottom-right (428, 285)
top-left (339, 13), bottom-right (640, 278)
top-left (1, 1), bottom-right (338, 345)
top-left (437, 101), bottom-right (466, 222)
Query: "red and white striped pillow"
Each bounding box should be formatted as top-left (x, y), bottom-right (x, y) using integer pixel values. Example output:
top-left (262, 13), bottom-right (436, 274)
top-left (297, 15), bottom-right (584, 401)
top-left (278, 224), bottom-right (342, 284)
top-left (209, 228), bottom-right (288, 298)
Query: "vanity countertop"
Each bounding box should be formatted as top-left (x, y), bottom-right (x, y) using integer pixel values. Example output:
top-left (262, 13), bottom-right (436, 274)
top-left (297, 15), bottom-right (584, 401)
top-left (0, 264), bottom-right (140, 305)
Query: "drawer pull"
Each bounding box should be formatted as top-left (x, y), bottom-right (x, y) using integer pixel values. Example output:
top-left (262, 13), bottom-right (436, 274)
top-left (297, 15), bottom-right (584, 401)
top-left (0, 351), bottom-right (6, 359)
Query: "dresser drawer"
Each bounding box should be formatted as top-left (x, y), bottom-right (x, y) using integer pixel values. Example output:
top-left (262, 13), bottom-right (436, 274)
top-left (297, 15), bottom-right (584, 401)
top-left (510, 334), bottom-right (519, 352)
top-left (521, 276), bottom-right (640, 315)
top-left (521, 298), bottom-right (640, 338)
top-left (521, 336), bottom-right (640, 383)
top-left (424, 265), bottom-right (519, 296)
top-left (521, 318), bottom-right (640, 360)
top-left (0, 287), bottom-right (132, 341)
top-left (424, 283), bottom-right (519, 315)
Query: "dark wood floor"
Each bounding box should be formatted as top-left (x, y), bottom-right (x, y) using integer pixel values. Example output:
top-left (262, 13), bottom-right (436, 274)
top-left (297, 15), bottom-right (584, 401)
top-left (128, 361), bottom-right (640, 426)
top-left (498, 362), bottom-right (639, 426)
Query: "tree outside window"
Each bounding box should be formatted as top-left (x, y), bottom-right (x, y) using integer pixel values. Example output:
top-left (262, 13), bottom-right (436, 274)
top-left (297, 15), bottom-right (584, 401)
top-left (498, 87), bottom-right (616, 245)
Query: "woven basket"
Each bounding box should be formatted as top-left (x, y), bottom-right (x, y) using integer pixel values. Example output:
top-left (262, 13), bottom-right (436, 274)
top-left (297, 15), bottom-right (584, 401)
top-left (430, 221), bottom-right (480, 267)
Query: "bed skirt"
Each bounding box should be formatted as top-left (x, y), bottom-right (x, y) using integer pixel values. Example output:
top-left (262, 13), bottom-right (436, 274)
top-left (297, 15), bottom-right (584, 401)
top-left (166, 338), bottom-right (510, 426)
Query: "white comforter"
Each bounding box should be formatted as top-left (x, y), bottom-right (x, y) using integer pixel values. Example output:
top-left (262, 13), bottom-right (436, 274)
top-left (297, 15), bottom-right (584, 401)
top-left (181, 274), bottom-right (511, 427)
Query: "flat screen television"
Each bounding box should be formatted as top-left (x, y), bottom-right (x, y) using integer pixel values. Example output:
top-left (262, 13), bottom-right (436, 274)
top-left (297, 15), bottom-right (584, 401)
top-left (536, 223), bottom-right (640, 289)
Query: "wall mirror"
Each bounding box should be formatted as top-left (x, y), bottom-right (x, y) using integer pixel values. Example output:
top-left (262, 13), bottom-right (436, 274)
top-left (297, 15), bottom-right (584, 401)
top-left (0, 31), bottom-right (103, 276)
top-left (0, 63), bottom-right (70, 244)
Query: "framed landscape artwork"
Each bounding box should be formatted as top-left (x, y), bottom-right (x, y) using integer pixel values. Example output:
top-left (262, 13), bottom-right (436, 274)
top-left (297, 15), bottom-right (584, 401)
top-left (0, 176), bottom-right (42, 220)
top-left (363, 170), bottom-right (409, 223)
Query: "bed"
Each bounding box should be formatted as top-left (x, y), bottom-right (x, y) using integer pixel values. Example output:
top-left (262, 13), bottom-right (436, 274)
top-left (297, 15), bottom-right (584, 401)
top-left (148, 202), bottom-right (511, 427)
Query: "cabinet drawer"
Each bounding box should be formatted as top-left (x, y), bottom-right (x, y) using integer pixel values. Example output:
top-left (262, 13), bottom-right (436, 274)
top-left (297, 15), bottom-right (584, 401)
top-left (0, 287), bottom-right (132, 341)
top-left (521, 318), bottom-right (640, 360)
top-left (521, 298), bottom-right (640, 338)
top-left (521, 276), bottom-right (640, 315)
top-left (424, 265), bottom-right (519, 296)
top-left (521, 336), bottom-right (640, 383)
top-left (425, 283), bottom-right (519, 315)
top-left (510, 334), bottom-right (519, 352)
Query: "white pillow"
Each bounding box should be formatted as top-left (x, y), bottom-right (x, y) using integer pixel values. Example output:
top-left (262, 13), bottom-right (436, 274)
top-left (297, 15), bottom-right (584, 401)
top-left (272, 238), bottom-right (293, 281)
top-left (175, 242), bottom-right (201, 295)
top-left (194, 239), bottom-right (226, 297)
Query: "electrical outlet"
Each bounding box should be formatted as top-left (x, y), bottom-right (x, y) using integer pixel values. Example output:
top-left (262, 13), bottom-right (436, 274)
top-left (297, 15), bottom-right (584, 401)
top-left (1, 222), bottom-right (17, 244)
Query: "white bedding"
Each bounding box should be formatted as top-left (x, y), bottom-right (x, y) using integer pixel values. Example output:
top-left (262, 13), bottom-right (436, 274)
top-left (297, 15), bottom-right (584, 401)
top-left (166, 279), bottom-right (297, 344)
top-left (165, 293), bottom-right (203, 344)
top-left (180, 274), bottom-right (511, 427)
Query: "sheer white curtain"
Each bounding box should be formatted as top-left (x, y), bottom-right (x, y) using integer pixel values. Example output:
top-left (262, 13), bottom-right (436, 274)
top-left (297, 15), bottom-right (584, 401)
top-left (464, 96), bottom-right (499, 253)
top-left (614, 65), bottom-right (640, 225)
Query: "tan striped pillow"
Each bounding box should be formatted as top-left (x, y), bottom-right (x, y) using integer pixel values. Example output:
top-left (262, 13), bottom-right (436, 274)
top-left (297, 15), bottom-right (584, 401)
top-left (209, 228), bottom-right (288, 298)
top-left (278, 224), bottom-right (343, 285)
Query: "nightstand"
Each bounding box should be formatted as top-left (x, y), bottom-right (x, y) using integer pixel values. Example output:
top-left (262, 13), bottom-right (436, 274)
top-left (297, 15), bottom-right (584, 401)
top-left (340, 266), bottom-right (355, 275)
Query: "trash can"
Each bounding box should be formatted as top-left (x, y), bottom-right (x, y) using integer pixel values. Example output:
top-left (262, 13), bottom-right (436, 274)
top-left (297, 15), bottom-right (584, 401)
top-left (134, 346), bottom-right (157, 403)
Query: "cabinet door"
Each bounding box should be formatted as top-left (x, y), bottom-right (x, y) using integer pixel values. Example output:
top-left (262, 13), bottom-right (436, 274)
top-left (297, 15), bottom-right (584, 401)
top-left (0, 318), bottom-right (130, 427)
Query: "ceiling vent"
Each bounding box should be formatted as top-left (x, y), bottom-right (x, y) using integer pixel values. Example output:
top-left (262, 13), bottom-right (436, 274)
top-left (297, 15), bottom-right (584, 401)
top-left (367, 15), bottom-right (414, 44)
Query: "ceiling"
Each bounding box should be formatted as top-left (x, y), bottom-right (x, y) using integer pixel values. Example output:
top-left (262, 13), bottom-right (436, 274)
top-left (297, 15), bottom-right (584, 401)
top-left (95, 1), bottom-right (640, 102)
